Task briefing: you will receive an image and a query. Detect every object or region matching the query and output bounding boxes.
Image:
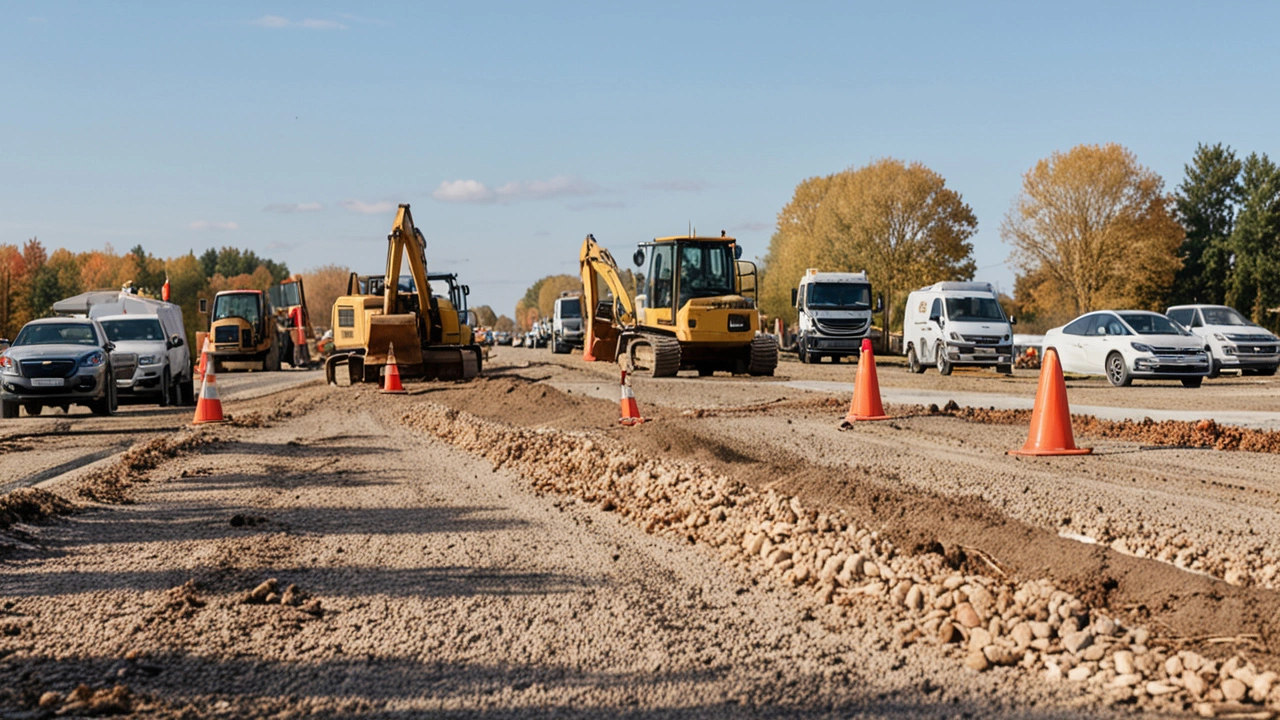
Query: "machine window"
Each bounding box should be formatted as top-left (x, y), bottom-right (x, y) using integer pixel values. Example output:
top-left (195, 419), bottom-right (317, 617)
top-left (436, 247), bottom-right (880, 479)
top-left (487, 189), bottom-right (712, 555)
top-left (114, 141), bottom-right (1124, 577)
top-left (944, 296), bottom-right (1005, 322)
top-left (337, 308), bottom-right (355, 328)
top-left (647, 245), bottom-right (674, 309)
top-left (677, 243), bottom-right (735, 307)
top-left (101, 319), bottom-right (164, 342)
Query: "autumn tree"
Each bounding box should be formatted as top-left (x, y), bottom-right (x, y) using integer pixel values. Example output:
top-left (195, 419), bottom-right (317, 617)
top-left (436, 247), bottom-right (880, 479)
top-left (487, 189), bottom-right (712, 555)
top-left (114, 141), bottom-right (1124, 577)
top-left (493, 315), bottom-right (515, 333)
top-left (536, 275), bottom-right (582, 318)
top-left (1172, 143), bottom-right (1242, 305)
top-left (1227, 153), bottom-right (1280, 330)
top-left (301, 264), bottom-right (352, 330)
top-left (472, 304), bottom-right (498, 327)
top-left (1003, 143), bottom-right (1183, 325)
top-left (761, 160), bottom-right (976, 337)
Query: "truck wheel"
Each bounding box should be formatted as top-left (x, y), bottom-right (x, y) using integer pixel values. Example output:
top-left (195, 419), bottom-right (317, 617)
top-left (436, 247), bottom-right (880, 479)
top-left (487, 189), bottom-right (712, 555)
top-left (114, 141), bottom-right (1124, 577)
top-left (1181, 376), bottom-right (1203, 388)
top-left (1261, 366), bottom-right (1277, 377)
top-left (160, 368), bottom-right (172, 407)
top-left (180, 376), bottom-right (196, 406)
top-left (23, 402), bottom-right (43, 417)
top-left (935, 343), bottom-right (952, 376)
top-left (797, 341), bottom-right (809, 364)
top-left (266, 346), bottom-right (281, 372)
top-left (0, 400), bottom-right (17, 419)
top-left (906, 347), bottom-right (925, 374)
top-left (997, 364), bottom-right (1013, 375)
top-left (697, 365), bottom-right (715, 377)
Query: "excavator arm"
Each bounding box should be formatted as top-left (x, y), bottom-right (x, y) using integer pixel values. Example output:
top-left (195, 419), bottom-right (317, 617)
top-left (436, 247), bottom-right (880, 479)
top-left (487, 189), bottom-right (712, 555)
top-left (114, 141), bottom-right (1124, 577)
top-left (579, 234), bottom-right (637, 328)
top-left (383, 204), bottom-right (434, 323)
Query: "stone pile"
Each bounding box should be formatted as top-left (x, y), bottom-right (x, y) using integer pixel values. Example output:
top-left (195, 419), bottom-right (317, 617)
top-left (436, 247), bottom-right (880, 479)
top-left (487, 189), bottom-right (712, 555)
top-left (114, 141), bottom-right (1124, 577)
top-left (402, 403), bottom-right (1280, 716)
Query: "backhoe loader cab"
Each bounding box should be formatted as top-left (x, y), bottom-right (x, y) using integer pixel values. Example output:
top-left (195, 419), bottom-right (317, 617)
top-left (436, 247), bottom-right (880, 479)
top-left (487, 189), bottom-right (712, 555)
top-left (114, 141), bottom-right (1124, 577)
top-left (209, 290), bottom-right (281, 372)
top-left (580, 233), bottom-right (778, 377)
top-left (268, 275), bottom-right (316, 368)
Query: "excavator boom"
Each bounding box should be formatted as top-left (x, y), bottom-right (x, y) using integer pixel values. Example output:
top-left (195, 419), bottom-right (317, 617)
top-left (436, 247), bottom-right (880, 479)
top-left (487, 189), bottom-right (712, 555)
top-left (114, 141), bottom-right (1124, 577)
top-left (579, 234), bottom-right (637, 328)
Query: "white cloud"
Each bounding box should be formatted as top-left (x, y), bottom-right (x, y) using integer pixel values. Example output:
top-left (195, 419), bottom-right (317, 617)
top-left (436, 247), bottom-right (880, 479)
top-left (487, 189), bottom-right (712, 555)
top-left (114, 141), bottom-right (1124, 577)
top-left (340, 199), bottom-right (396, 215)
top-left (263, 202), bottom-right (324, 214)
top-left (249, 15), bottom-right (346, 30)
top-left (642, 180), bottom-right (708, 192)
top-left (189, 220), bottom-right (240, 231)
top-left (432, 180), bottom-right (495, 204)
top-left (432, 175), bottom-right (600, 205)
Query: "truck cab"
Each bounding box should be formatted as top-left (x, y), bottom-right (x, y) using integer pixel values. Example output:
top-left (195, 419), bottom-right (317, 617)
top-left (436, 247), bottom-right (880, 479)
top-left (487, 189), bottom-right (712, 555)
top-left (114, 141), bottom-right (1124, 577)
top-left (792, 269), bottom-right (875, 363)
top-left (210, 290), bottom-right (280, 372)
top-left (552, 292), bottom-right (584, 354)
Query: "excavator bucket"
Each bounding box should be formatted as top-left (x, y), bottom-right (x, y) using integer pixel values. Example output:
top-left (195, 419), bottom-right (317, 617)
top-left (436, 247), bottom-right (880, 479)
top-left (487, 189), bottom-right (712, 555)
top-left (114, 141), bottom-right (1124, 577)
top-left (366, 314), bottom-right (423, 368)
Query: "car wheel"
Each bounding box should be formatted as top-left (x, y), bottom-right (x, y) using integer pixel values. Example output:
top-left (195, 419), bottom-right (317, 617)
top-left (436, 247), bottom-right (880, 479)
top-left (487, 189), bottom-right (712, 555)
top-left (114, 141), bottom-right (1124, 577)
top-left (160, 367), bottom-right (172, 407)
top-left (1105, 352), bottom-right (1132, 387)
top-left (1181, 377), bottom-right (1203, 388)
top-left (0, 400), bottom-right (17, 419)
top-left (91, 372), bottom-right (117, 416)
top-left (1207, 355), bottom-right (1221, 379)
top-left (23, 402), bottom-right (42, 417)
top-left (997, 364), bottom-right (1013, 375)
top-left (906, 347), bottom-right (924, 374)
top-left (1261, 366), bottom-right (1278, 377)
top-left (181, 376), bottom-right (196, 406)
top-left (935, 343), bottom-right (952, 376)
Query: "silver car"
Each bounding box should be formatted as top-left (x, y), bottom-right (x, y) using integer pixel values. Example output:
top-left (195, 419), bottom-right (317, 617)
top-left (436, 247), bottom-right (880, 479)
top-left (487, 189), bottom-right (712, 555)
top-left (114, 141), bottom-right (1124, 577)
top-left (0, 318), bottom-right (117, 418)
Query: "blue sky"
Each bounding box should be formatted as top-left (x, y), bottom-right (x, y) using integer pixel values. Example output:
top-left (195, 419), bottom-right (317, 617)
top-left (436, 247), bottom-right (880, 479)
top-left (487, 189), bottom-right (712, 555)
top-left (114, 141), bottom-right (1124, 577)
top-left (3, 1), bottom-right (1278, 317)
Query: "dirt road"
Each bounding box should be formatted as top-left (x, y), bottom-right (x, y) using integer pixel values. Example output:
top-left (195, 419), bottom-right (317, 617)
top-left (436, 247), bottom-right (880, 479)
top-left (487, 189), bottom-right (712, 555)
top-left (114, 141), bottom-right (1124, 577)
top-left (3, 350), bottom-right (1279, 717)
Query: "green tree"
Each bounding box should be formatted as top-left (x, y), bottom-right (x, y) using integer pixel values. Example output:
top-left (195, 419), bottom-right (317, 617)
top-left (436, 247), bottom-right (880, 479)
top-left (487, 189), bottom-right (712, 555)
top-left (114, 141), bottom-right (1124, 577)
top-left (1172, 143), bottom-right (1242, 305)
top-left (1003, 143), bottom-right (1183, 324)
top-left (1227, 153), bottom-right (1280, 330)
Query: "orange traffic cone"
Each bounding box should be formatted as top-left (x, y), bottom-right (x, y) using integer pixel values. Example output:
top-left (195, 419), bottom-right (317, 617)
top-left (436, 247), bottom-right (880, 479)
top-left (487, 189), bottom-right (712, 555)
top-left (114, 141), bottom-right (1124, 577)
top-left (192, 349), bottom-right (226, 424)
top-left (1009, 347), bottom-right (1091, 456)
top-left (840, 338), bottom-right (891, 426)
top-left (618, 366), bottom-right (645, 425)
top-left (382, 342), bottom-right (407, 394)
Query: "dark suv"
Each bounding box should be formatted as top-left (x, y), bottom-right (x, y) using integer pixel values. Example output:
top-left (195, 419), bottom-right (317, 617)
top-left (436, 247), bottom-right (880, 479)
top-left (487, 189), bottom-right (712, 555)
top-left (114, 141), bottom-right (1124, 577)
top-left (0, 318), bottom-right (117, 418)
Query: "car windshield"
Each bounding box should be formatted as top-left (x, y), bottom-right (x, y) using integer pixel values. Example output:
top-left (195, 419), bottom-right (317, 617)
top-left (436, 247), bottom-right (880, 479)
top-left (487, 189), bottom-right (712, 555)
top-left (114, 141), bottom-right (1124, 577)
top-left (1120, 313), bottom-right (1188, 336)
top-left (14, 323), bottom-right (99, 346)
top-left (559, 299), bottom-right (581, 318)
top-left (677, 242), bottom-right (736, 307)
top-left (1201, 307), bottom-right (1255, 327)
top-left (212, 294), bottom-right (261, 324)
top-left (101, 318), bottom-right (165, 342)
top-left (807, 283), bottom-right (871, 309)
top-left (945, 296), bottom-right (1005, 322)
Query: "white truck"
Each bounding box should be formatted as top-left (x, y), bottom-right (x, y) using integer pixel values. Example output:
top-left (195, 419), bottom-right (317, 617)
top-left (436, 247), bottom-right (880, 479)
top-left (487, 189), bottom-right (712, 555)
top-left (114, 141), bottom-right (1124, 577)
top-left (903, 281), bottom-right (1015, 375)
top-left (53, 291), bottom-right (194, 405)
top-left (791, 269), bottom-right (877, 363)
top-left (1166, 304), bottom-right (1279, 378)
top-left (552, 292), bottom-right (585, 354)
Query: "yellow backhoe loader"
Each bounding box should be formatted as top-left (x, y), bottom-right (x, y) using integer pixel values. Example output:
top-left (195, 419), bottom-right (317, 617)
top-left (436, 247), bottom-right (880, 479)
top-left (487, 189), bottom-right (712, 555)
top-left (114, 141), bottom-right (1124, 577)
top-left (580, 232), bottom-right (778, 377)
top-left (324, 204), bottom-right (482, 385)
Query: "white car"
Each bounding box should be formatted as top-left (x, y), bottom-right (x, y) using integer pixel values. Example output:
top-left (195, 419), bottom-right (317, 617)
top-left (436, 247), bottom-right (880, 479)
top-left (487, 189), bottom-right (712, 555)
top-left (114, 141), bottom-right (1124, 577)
top-left (1166, 304), bottom-right (1279, 378)
top-left (1043, 310), bottom-right (1210, 387)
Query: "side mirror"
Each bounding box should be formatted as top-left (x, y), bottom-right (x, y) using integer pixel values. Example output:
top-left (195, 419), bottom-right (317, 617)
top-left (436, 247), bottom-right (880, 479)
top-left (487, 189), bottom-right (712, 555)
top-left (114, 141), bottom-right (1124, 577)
top-left (462, 285), bottom-right (470, 296)
top-left (1009, 316), bottom-right (1018, 326)
top-left (633, 249), bottom-right (645, 267)
top-left (169, 335), bottom-right (185, 348)
top-left (104, 341), bottom-right (116, 353)
top-left (929, 313), bottom-right (941, 324)
top-left (199, 298), bottom-right (208, 314)
top-left (875, 296), bottom-right (884, 314)
top-left (733, 245), bottom-right (743, 260)
top-left (791, 288), bottom-right (798, 306)
top-left (1098, 326), bottom-right (1108, 336)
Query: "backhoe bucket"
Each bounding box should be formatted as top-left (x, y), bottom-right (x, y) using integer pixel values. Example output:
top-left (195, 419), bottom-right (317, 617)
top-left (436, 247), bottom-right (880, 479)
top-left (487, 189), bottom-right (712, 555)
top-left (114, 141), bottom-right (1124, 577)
top-left (367, 314), bottom-right (424, 375)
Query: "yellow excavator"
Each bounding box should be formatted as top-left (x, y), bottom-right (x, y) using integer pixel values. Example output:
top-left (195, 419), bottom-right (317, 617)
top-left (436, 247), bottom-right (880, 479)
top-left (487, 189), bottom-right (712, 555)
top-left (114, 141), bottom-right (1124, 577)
top-left (580, 232), bottom-right (778, 377)
top-left (324, 204), bottom-right (482, 385)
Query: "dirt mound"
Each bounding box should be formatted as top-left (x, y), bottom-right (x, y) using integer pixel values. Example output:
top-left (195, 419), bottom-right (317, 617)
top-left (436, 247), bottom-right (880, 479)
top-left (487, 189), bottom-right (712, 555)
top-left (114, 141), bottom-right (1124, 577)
top-left (0, 488), bottom-right (75, 530)
top-left (77, 431), bottom-right (219, 503)
top-left (418, 374), bottom-right (619, 430)
top-left (918, 404), bottom-right (1280, 453)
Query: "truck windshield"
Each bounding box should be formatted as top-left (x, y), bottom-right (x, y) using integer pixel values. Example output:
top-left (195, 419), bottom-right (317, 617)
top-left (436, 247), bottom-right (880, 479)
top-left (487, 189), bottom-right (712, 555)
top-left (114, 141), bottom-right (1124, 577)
top-left (559, 298), bottom-right (581, 318)
top-left (807, 283), bottom-right (871, 309)
top-left (213, 294), bottom-right (261, 325)
top-left (945, 297), bottom-right (1005, 322)
top-left (677, 243), bottom-right (736, 307)
top-left (1120, 313), bottom-right (1189, 336)
top-left (101, 319), bottom-right (164, 342)
top-left (1201, 307), bottom-right (1255, 326)
top-left (14, 323), bottom-right (99, 346)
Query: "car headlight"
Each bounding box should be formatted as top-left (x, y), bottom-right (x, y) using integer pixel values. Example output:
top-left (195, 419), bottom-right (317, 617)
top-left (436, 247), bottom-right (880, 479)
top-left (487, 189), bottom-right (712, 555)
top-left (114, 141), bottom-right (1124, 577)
top-left (1213, 333), bottom-right (1226, 341)
top-left (1130, 342), bottom-right (1154, 353)
top-left (0, 356), bottom-right (16, 375)
top-left (80, 350), bottom-right (106, 368)
top-left (949, 331), bottom-right (962, 341)
top-left (138, 354), bottom-right (160, 366)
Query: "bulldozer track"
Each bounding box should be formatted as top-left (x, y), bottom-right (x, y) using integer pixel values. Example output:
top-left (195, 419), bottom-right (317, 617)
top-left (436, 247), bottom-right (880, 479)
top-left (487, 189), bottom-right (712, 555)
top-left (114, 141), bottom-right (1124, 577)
top-left (629, 334), bottom-right (682, 378)
top-left (747, 334), bottom-right (779, 376)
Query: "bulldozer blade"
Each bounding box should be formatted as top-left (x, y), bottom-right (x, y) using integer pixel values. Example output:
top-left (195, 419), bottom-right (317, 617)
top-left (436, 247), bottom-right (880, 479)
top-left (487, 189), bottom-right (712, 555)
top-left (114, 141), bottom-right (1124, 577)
top-left (366, 314), bottom-right (423, 366)
top-left (423, 347), bottom-right (480, 381)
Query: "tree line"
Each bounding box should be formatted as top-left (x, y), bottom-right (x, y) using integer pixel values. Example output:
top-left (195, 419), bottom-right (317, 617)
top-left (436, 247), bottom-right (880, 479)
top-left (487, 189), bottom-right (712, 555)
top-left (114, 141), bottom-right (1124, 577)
top-left (760, 143), bottom-right (1280, 336)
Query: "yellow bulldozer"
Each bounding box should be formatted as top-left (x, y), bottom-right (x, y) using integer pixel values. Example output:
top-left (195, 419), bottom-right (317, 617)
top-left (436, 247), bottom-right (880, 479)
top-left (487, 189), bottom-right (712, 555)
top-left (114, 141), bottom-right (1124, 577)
top-left (324, 204), bottom-right (482, 385)
top-left (580, 232), bottom-right (778, 377)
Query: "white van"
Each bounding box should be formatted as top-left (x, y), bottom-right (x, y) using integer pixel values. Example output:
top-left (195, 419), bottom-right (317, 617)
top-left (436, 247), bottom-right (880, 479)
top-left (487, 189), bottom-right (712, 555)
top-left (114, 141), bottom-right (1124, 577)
top-left (1166, 304), bottom-right (1279, 378)
top-left (903, 282), bottom-right (1014, 375)
top-left (791, 269), bottom-right (877, 363)
top-left (552, 292), bottom-right (584, 354)
top-left (61, 293), bottom-right (193, 405)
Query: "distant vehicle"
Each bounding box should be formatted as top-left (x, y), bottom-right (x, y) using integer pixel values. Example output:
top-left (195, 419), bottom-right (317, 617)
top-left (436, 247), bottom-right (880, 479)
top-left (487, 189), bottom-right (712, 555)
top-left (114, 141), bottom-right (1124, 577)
top-left (791, 269), bottom-right (879, 364)
top-left (1166, 304), bottom-right (1279, 378)
top-left (1043, 310), bottom-right (1209, 387)
top-left (1, 318), bottom-right (117, 418)
top-left (552, 292), bottom-right (584, 354)
top-left (903, 282), bottom-right (1015, 375)
top-left (496, 331), bottom-right (512, 346)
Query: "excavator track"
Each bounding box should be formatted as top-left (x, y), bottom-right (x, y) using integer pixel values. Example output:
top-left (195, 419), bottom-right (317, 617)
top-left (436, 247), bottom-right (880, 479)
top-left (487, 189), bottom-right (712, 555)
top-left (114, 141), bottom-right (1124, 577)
top-left (747, 334), bottom-right (779, 376)
top-left (628, 334), bottom-right (682, 378)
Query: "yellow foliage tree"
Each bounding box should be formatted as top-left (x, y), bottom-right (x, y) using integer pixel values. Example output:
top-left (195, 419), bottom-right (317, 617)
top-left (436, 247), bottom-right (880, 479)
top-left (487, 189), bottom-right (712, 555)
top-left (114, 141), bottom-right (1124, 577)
top-left (535, 274), bottom-right (582, 319)
top-left (1002, 143), bottom-right (1184, 325)
top-left (301, 264), bottom-right (352, 330)
top-left (761, 159), bottom-right (977, 335)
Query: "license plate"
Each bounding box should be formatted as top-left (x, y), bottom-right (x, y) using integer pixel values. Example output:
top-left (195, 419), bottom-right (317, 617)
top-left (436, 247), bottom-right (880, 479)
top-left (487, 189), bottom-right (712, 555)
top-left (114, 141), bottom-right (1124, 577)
top-left (31, 378), bottom-right (63, 387)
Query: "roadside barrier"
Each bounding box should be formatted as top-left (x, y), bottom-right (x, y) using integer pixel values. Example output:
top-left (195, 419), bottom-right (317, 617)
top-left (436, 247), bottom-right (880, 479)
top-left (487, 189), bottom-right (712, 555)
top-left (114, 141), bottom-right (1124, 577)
top-left (840, 338), bottom-right (891, 426)
top-left (1009, 347), bottom-right (1091, 456)
top-left (382, 342), bottom-right (407, 394)
top-left (618, 365), bottom-right (646, 426)
top-left (191, 346), bottom-right (226, 425)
